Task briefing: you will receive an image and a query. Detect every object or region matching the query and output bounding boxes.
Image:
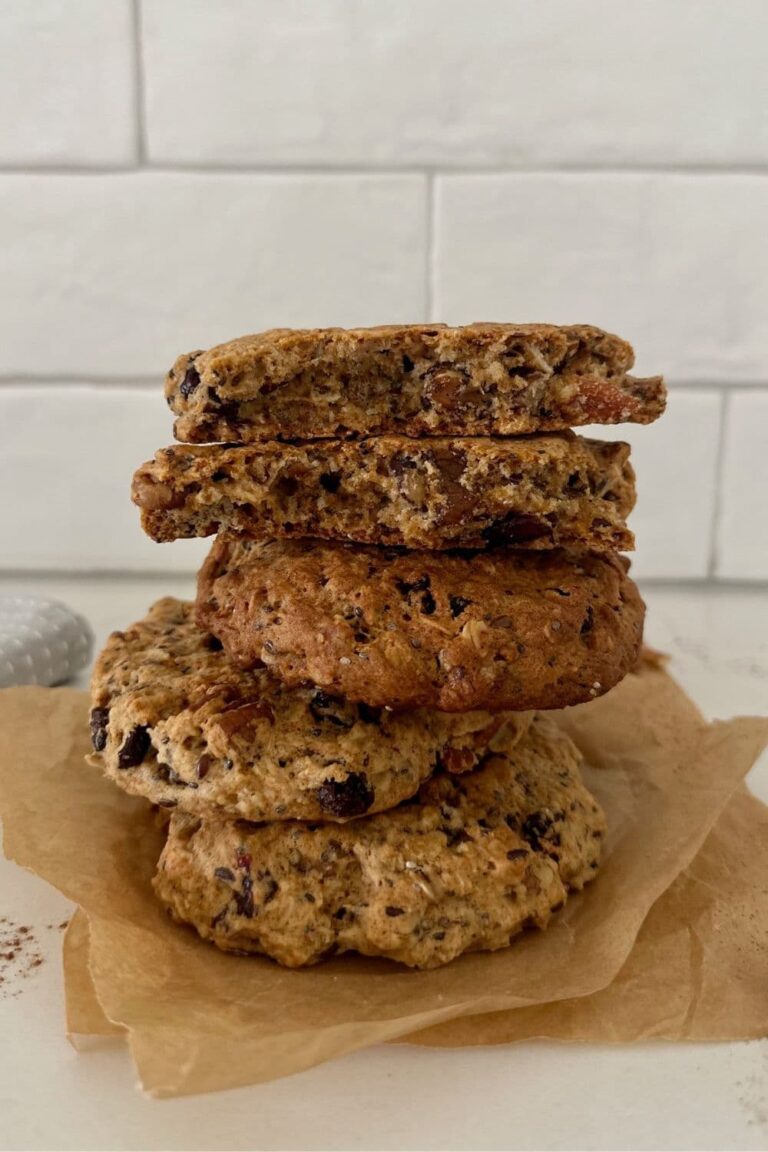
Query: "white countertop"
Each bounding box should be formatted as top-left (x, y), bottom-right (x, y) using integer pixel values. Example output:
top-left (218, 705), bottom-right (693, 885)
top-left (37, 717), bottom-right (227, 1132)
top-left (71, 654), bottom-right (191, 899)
top-left (1, 576), bottom-right (767, 1152)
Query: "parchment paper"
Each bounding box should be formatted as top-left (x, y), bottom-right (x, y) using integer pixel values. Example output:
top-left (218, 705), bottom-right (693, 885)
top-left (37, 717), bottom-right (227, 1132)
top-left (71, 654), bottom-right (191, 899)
top-left (1, 665), bottom-right (767, 1096)
top-left (63, 909), bottom-right (121, 1041)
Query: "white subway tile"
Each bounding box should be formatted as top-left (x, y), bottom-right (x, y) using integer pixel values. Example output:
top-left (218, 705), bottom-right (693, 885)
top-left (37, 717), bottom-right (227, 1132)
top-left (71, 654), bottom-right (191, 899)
top-left (0, 386), bottom-right (208, 572)
top-left (716, 391), bottom-right (768, 580)
top-left (0, 1), bottom-right (136, 166)
top-left (141, 0), bottom-right (768, 167)
top-left (434, 174), bottom-right (768, 382)
top-left (583, 391), bottom-right (721, 580)
top-left (0, 173), bottom-right (426, 377)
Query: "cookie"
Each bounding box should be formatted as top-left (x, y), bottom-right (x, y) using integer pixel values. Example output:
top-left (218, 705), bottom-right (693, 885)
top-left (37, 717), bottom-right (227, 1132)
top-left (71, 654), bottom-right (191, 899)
top-left (196, 537), bottom-right (645, 712)
top-left (153, 715), bottom-right (605, 968)
top-left (166, 323), bottom-right (665, 442)
top-left (133, 434), bottom-right (635, 552)
top-left (88, 598), bottom-right (532, 822)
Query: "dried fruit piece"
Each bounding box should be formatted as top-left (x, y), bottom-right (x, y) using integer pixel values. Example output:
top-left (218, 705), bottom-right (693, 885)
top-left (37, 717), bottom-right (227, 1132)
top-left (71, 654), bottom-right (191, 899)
top-left (117, 726), bottom-right (150, 769)
top-left (89, 707), bottom-right (109, 752)
top-left (180, 363), bottom-right (200, 398)
top-left (316, 773), bottom-right (375, 818)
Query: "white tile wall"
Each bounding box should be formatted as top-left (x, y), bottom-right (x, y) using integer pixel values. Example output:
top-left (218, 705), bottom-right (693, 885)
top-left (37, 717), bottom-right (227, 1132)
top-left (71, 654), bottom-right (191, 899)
top-left (434, 174), bottom-right (768, 381)
top-left (0, 387), bottom-right (208, 572)
top-left (0, 173), bottom-right (426, 377)
top-left (0, 1), bottom-right (136, 167)
top-left (142, 0), bottom-right (768, 167)
top-left (716, 392), bottom-right (768, 580)
top-left (0, 1), bottom-right (765, 579)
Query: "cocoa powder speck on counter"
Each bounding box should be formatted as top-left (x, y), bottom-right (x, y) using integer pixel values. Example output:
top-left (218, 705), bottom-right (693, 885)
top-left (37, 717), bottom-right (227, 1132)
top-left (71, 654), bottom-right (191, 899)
top-left (0, 916), bottom-right (46, 997)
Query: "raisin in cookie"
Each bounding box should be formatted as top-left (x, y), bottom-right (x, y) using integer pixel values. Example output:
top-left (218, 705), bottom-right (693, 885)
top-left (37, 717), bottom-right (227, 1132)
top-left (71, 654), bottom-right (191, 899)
top-left (196, 537), bottom-right (644, 713)
top-left (167, 323), bottom-right (665, 443)
top-left (133, 434), bottom-right (635, 552)
top-left (153, 715), bottom-right (605, 969)
top-left (88, 598), bottom-right (531, 822)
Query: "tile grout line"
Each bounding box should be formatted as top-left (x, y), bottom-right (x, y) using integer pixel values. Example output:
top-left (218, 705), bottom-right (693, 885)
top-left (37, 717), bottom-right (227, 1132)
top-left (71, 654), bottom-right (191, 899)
top-left (707, 388), bottom-right (730, 578)
top-left (0, 376), bottom-right (161, 387)
top-left (423, 172), bottom-right (435, 320)
top-left (141, 162), bottom-right (768, 177)
top-left (131, 0), bottom-right (149, 165)
top-left (626, 380), bottom-right (768, 392)
top-left (1, 163), bottom-right (768, 177)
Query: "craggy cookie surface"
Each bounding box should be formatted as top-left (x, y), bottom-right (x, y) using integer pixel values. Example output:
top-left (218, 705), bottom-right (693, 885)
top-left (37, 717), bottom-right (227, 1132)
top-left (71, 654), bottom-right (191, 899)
top-left (154, 716), bottom-right (605, 968)
top-left (196, 537), bottom-right (645, 712)
top-left (133, 434), bottom-right (635, 552)
top-left (88, 598), bottom-right (531, 821)
top-left (166, 323), bottom-right (665, 442)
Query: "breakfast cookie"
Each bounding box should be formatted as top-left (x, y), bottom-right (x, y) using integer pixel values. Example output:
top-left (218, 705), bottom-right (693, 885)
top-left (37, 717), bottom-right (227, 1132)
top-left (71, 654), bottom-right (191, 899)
top-left (166, 323), bottom-right (665, 442)
top-left (133, 434), bottom-right (635, 552)
top-left (196, 537), bottom-right (645, 712)
top-left (88, 598), bottom-right (531, 822)
top-left (153, 715), bottom-right (606, 968)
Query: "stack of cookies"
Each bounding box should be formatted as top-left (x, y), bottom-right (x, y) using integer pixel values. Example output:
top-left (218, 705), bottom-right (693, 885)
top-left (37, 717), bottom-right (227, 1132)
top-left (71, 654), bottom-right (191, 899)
top-left (89, 323), bottom-right (665, 969)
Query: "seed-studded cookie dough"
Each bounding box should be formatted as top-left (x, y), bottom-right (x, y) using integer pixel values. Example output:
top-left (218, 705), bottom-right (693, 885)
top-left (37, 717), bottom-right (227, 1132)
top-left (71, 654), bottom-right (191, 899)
top-left (133, 434), bottom-right (635, 552)
top-left (166, 323), bottom-right (665, 443)
top-left (196, 537), bottom-right (645, 713)
top-left (88, 598), bottom-right (531, 822)
top-left (153, 716), bottom-right (606, 968)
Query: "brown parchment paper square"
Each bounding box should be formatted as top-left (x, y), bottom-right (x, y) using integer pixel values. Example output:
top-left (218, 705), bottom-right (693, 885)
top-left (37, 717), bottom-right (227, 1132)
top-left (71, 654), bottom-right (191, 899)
top-left (1, 665), bottom-right (767, 1097)
top-left (62, 783), bottom-right (768, 1052)
top-left (63, 909), bottom-right (122, 1042)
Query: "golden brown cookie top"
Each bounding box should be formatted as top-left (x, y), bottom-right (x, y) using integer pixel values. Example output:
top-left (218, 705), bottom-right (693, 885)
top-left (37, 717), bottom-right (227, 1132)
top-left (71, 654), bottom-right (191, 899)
top-left (196, 537), bottom-right (645, 712)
